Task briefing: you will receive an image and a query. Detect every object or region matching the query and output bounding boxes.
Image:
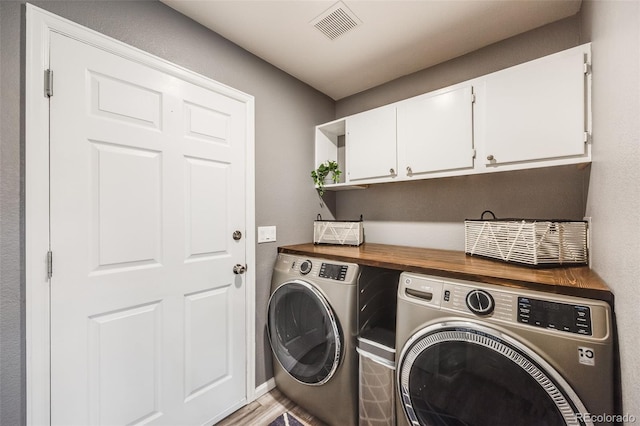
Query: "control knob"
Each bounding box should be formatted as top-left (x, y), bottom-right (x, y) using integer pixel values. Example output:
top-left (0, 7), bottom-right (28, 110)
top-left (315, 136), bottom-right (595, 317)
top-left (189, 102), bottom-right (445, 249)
top-left (466, 289), bottom-right (495, 316)
top-left (299, 260), bottom-right (312, 275)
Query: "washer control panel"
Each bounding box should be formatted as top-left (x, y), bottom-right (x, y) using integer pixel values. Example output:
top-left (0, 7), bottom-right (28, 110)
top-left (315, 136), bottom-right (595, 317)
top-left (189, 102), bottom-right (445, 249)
top-left (518, 297), bottom-right (592, 336)
top-left (399, 272), bottom-right (606, 339)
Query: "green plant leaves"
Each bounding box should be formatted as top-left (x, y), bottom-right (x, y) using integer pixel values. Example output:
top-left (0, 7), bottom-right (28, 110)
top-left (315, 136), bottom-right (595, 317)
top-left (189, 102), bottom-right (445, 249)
top-left (311, 160), bottom-right (341, 196)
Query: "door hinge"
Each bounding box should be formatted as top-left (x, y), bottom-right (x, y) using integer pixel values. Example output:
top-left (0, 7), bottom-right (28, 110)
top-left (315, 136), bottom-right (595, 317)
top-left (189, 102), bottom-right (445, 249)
top-left (471, 93), bottom-right (476, 103)
top-left (47, 250), bottom-right (53, 279)
top-left (471, 148), bottom-right (477, 159)
top-left (584, 131), bottom-right (591, 144)
top-left (44, 69), bottom-right (53, 98)
top-left (583, 63), bottom-right (591, 75)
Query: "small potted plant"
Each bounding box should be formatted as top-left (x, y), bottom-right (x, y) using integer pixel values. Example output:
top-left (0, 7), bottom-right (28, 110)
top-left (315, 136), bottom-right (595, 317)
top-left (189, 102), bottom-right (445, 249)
top-left (311, 160), bottom-right (342, 196)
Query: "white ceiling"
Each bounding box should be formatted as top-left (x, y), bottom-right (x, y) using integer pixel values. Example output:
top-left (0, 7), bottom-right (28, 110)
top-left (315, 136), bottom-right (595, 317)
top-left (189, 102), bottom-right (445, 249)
top-left (161, 0), bottom-right (582, 100)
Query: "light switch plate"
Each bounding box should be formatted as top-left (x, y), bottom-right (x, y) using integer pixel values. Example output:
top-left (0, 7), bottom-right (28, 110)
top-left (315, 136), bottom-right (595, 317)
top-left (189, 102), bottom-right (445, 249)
top-left (258, 226), bottom-right (277, 243)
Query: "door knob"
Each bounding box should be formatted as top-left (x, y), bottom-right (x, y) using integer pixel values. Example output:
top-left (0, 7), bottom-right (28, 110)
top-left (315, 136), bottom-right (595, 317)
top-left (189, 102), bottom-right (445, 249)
top-left (232, 230), bottom-right (242, 241)
top-left (233, 264), bottom-right (247, 274)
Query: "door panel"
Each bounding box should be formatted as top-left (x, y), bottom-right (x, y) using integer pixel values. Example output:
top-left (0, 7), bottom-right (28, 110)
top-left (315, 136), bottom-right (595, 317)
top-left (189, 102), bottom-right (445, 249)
top-left (88, 302), bottom-right (162, 425)
top-left (184, 101), bottom-right (230, 143)
top-left (185, 158), bottom-right (229, 258)
top-left (93, 142), bottom-right (162, 269)
top-left (482, 48), bottom-right (586, 165)
top-left (89, 71), bottom-right (162, 128)
top-left (346, 105), bottom-right (397, 181)
top-left (183, 287), bottom-right (231, 399)
top-left (50, 31), bottom-right (246, 425)
top-left (397, 86), bottom-right (474, 176)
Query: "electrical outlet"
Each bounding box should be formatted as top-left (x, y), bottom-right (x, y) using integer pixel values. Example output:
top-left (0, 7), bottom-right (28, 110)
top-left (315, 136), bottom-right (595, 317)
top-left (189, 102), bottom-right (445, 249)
top-left (258, 226), bottom-right (276, 243)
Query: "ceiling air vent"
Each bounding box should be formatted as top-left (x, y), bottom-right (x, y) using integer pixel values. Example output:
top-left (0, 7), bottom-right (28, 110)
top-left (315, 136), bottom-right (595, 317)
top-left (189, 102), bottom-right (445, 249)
top-left (311, 1), bottom-right (362, 41)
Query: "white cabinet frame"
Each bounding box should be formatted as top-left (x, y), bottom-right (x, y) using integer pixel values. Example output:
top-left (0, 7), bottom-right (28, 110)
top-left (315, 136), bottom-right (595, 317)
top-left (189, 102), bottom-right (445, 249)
top-left (315, 43), bottom-right (592, 191)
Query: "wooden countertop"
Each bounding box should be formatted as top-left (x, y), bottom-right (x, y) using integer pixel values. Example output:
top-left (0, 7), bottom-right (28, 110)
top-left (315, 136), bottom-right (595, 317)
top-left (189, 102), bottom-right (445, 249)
top-left (278, 243), bottom-right (614, 305)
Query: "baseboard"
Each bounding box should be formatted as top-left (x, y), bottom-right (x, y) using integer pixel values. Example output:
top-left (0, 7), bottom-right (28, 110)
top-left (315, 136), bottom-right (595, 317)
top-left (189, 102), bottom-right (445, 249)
top-left (254, 377), bottom-right (276, 399)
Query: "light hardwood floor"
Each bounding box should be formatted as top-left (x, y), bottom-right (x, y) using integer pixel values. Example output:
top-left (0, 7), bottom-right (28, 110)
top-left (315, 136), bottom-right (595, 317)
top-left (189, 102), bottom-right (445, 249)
top-left (217, 388), bottom-right (327, 426)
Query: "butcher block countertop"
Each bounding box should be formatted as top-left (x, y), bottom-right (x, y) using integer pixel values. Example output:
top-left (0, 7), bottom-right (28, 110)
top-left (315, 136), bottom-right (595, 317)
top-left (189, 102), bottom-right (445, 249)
top-left (278, 243), bottom-right (614, 305)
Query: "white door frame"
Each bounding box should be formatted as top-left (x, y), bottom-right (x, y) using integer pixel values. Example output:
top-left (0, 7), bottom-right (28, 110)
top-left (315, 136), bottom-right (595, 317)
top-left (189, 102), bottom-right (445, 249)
top-left (25, 4), bottom-right (256, 424)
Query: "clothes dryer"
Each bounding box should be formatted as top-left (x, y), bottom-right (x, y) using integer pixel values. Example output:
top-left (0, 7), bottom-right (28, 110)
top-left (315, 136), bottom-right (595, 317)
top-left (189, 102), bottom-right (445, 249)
top-left (395, 272), bottom-right (616, 426)
top-left (268, 253), bottom-right (359, 426)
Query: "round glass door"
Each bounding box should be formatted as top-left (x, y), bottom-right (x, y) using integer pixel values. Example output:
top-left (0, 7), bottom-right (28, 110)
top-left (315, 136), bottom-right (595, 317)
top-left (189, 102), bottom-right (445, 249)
top-left (398, 322), bottom-right (590, 426)
top-left (267, 280), bottom-right (342, 385)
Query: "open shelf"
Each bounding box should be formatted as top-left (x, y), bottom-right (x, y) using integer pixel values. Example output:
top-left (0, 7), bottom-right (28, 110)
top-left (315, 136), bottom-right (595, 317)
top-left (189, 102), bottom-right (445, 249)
top-left (315, 118), bottom-right (346, 184)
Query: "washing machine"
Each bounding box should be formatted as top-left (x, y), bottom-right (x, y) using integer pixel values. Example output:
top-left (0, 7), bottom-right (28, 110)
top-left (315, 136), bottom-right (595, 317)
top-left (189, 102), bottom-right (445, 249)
top-left (395, 272), bottom-right (616, 426)
top-left (267, 253), bottom-right (360, 426)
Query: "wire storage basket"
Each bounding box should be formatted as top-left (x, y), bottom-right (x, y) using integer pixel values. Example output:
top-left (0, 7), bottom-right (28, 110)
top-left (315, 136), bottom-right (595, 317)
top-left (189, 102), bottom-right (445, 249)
top-left (314, 214), bottom-right (364, 246)
top-left (464, 211), bottom-right (588, 266)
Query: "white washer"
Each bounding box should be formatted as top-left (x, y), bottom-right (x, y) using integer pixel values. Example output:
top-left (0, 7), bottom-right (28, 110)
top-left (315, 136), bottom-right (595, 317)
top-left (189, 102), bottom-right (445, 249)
top-left (395, 272), bottom-right (616, 426)
top-left (268, 253), bottom-right (359, 426)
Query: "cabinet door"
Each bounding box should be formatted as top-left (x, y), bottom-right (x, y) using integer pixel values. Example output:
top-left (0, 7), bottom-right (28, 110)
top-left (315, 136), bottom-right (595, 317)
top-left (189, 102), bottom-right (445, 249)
top-left (346, 105), bottom-right (396, 181)
top-left (397, 86), bottom-right (474, 177)
top-left (482, 46), bottom-right (587, 166)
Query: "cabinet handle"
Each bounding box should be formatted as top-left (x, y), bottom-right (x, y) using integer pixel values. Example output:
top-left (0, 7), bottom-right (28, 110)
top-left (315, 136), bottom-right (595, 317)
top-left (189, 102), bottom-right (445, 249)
top-left (487, 155), bottom-right (494, 161)
top-left (389, 168), bottom-right (395, 175)
top-left (406, 166), bottom-right (412, 174)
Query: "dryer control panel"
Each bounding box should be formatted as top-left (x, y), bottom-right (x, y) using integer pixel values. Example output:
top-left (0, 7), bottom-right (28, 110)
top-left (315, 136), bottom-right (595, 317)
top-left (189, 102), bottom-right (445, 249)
top-left (318, 263), bottom-right (349, 281)
top-left (285, 255), bottom-right (358, 284)
top-left (297, 259), bottom-right (348, 280)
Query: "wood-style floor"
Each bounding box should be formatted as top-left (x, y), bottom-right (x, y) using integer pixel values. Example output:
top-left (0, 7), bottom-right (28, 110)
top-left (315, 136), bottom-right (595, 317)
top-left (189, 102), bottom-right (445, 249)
top-left (217, 388), bottom-right (327, 426)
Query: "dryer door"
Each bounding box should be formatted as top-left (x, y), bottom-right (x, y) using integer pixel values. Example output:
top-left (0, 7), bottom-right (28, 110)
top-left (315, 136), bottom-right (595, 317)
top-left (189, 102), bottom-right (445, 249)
top-left (267, 280), bottom-right (342, 385)
top-left (397, 322), bottom-right (591, 426)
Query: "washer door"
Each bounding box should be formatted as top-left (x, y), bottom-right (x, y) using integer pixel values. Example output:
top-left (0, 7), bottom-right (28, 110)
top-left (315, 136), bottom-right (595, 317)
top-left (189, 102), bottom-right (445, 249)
top-left (398, 322), bottom-right (591, 426)
top-left (267, 280), bottom-right (342, 385)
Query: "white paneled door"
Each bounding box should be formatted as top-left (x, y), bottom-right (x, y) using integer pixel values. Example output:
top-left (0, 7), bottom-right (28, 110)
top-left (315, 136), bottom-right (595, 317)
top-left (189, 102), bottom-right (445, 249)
top-left (49, 31), bottom-right (247, 425)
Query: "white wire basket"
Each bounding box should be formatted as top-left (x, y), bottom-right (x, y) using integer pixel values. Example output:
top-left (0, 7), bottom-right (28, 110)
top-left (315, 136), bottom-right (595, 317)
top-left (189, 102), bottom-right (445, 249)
top-left (464, 211), bottom-right (588, 266)
top-left (314, 214), bottom-right (364, 246)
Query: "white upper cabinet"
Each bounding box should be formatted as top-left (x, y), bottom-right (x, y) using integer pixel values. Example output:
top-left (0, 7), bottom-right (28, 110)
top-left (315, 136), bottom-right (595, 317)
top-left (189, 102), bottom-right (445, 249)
top-left (479, 44), bottom-right (590, 168)
top-left (397, 85), bottom-right (475, 178)
top-left (346, 104), bottom-right (397, 182)
top-left (315, 43), bottom-right (591, 191)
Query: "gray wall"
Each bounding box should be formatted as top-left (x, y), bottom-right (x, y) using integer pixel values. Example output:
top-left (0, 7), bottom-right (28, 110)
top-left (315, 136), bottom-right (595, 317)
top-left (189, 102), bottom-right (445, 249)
top-left (581, 0), bottom-right (640, 417)
top-left (0, 1), bottom-right (335, 424)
